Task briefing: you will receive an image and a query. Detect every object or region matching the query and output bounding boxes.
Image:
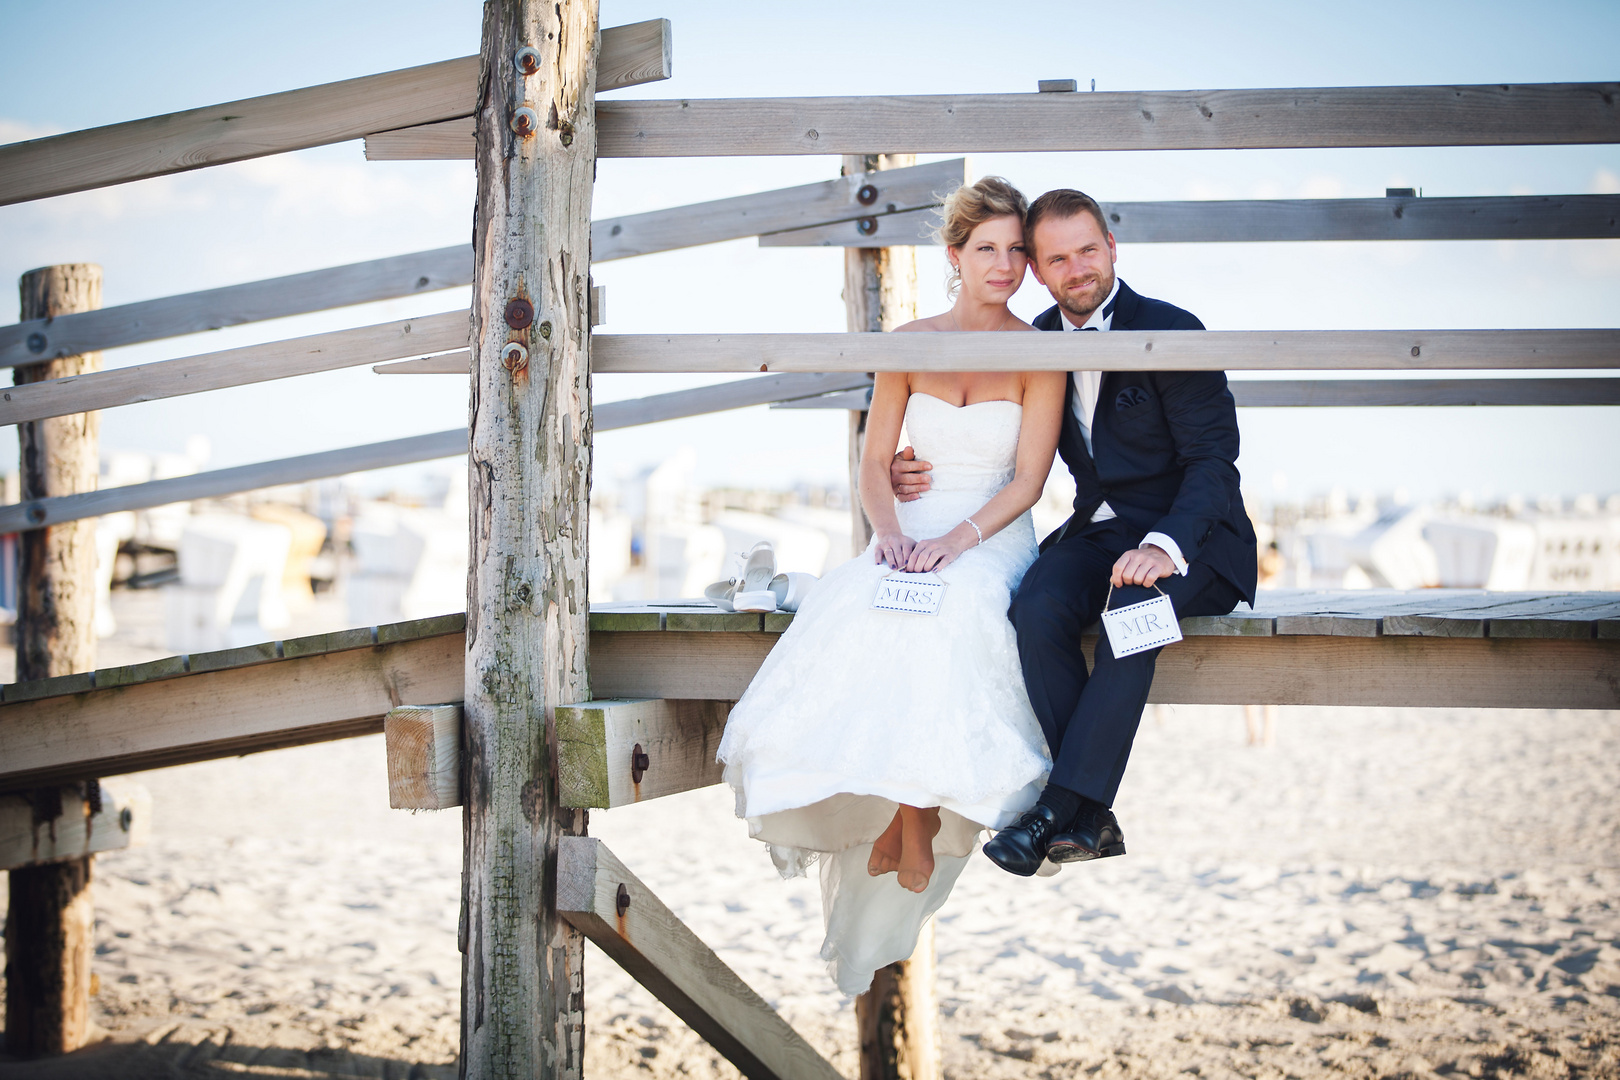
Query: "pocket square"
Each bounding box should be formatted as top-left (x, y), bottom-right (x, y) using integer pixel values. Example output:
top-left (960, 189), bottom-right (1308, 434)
top-left (1114, 386), bottom-right (1150, 410)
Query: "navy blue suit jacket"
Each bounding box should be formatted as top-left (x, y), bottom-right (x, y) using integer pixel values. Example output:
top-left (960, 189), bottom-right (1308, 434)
top-left (1033, 279), bottom-right (1258, 603)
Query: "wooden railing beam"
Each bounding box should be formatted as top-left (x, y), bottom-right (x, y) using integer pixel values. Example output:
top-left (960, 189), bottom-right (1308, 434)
top-left (762, 194), bottom-right (1620, 247)
top-left (367, 82), bottom-right (1620, 160)
top-left (0, 19), bottom-right (671, 207)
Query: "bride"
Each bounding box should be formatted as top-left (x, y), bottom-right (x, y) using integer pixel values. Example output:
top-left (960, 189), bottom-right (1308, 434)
top-left (716, 177), bottom-right (1066, 994)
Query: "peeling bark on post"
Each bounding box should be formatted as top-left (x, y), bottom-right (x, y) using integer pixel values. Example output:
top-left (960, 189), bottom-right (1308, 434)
top-left (841, 158), bottom-right (940, 1080)
top-left (461, 3), bottom-right (596, 1078)
top-left (843, 154), bottom-right (918, 557)
top-left (5, 263), bottom-right (103, 1058)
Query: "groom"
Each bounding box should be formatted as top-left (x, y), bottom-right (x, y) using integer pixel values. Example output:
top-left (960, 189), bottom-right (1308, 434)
top-left (892, 188), bottom-right (1257, 876)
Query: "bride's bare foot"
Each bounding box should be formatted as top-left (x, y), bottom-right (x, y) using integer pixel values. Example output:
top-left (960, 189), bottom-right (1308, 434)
top-left (868, 809), bottom-right (904, 876)
top-left (896, 805), bottom-right (942, 893)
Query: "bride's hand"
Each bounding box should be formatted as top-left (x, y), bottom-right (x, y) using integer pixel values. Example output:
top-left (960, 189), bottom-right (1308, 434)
top-left (874, 531), bottom-right (917, 568)
top-left (905, 532), bottom-right (972, 573)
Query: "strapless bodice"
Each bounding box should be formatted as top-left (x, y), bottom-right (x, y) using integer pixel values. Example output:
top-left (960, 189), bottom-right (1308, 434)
top-left (902, 393), bottom-right (1022, 500)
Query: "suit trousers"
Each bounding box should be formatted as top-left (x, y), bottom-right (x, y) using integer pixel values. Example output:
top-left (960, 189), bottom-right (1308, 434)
top-left (1009, 518), bottom-right (1244, 806)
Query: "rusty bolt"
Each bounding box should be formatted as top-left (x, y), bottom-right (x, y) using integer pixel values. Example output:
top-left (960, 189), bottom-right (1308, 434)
top-left (538, 321), bottom-right (552, 340)
top-left (856, 183), bottom-right (879, 206)
top-left (511, 106), bottom-right (539, 137)
top-left (504, 298), bottom-right (534, 329)
top-left (501, 342), bottom-right (529, 371)
top-left (631, 743), bottom-right (649, 784)
top-left (514, 46), bottom-right (541, 76)
top-left (857, 216), bottom-right (879, 236)
top-left (616, 883), bottom-right (631, 918)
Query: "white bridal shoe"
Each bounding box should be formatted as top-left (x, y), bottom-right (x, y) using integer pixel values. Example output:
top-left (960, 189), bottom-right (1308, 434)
top-left (769, 571), bottom-right (818, 613)
top-left (704, 544), bottom-right (819, 614)
top-left (731, 542), bottom-right (779, 613)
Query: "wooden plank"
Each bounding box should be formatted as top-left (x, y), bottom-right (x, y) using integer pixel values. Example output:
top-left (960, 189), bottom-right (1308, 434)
top-left (0, 782), bottom-right (149, 872)
top-left (0, 603), bottom-right (1614, 795)
top-left (384, 704), bottom-right (462, 810)
top-left (1231, 378), bottom-right (1620, 406)
top-left (760, 206), bottom-right (941, 248)
top-left (591, 628), bottom-right (1620, 710)
top-left (0, 312), bottom-right (468, 427)
top-left (366, 118), bottom-right (475, 160)
top-left (556, 699), bottom-right (728, 809)
top-left (1100, 194), bottom-right (1620, 243)
top-left (557, 836), bottom-right (843, 1080)
top-left (780, 378), bottom-right (1620, 409)
top-left (771, 195), bottom-right (1620, 248)
top-left (374, 83), bottom-right (1620, 160)
top-left (0, 247), bottom-right (471, 371)
top-left (0, 21), bottom-right (671, 206)
top-left (0, 429), bottom-right (469, 534)
top-left (0, 632), bottom-right (463, 792)
top-left (594, 158), bottom-right (963, 261)
top-left (587, 329), bottom-right (1620, 374)
top-left (593, 631), bottom-right (780, 700)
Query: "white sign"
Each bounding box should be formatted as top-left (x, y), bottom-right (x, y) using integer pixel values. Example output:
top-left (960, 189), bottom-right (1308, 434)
top-left (872, 572), bottom-right (947, 616)
top-left (1100, 591), bottom-right (1183, 658)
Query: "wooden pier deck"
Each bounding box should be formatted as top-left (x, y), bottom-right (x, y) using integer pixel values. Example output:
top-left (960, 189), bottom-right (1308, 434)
top-left (1, 590), bottom-right (1614, 795)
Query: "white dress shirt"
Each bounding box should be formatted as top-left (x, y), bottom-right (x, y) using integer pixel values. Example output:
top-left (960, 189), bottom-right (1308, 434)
top-left (1060, 280), bottom-right (1189, 575)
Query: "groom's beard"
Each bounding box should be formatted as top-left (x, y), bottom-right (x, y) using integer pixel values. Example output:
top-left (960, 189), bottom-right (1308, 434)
top-left (1053, 266), bottom-right (1115, 324)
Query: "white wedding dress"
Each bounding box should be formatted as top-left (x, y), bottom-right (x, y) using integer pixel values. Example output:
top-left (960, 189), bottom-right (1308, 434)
top-left (717, 392), bottom-right (1051, 994)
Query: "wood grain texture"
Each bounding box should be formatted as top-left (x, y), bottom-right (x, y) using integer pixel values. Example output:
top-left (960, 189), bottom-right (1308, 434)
top-left (8, 264), bottom-right (102, 1057)
top-left (1101, 194), bottom-right (1620, 242)
top-left (0, 634), bottom-right (463, 792)
top-left (0, 247), bottom-right (471, 371)
top-left (594, 157), bottom-right (960, 260)
top-left (555, 698), bottom-right (728, 809)
top-left (0, 312), bottom-right (468, 427)
top-left (384, 704), bottom-right (462, 810)
top-left (1230, 377), bottom-right (1620, 406)
top-left (590, 629), bottom-right (1619, 710)
top-left (784, 378), bottom-right (1620, 410)
top-left (459, 2), bottom-right (594, 1076)
top-left (0, 429), bottom-right (469, 534)
top-left (588, 329), bottom-right (1620, 373)
top-left (765, 194), bottom-right (1620, 247)
top-left (596, 84), bottom-right (1620, 157)
top-left (371, 84), bottom-right (1620, 159)
top-left (557, 837), bottom-right (843, 1080)
top-left (0, 782), bottom-right (149, 871)
top-left (0, 21), bottom-right (669, 206)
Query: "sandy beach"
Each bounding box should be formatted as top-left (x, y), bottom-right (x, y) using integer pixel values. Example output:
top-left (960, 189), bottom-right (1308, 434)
top-left (1, 593), bottom-right (1617, 1078)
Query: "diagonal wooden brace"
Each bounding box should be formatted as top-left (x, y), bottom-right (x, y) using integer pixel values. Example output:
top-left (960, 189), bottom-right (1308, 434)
top-left (557, 836), bottom-right (841, 1080)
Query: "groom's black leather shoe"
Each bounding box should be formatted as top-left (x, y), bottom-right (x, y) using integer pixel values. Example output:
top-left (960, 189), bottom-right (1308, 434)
top-left (1046, 805), bottom-right (1127, 864)
top-left (982, 804), bottom-right (1063, 877)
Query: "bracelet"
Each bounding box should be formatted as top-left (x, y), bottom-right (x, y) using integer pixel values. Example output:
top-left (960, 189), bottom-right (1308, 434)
top-left (964, 517), bottom-right (984, 546)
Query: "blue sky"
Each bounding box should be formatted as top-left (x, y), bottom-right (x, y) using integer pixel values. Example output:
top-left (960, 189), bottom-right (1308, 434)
top-left (0, 0), bottom-right (1616, 501)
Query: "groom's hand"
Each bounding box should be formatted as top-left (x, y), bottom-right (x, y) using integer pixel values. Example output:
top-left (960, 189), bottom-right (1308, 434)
top-left (1112, 544), bottom-right (1176, 588)
top-left (891, 446), bottom-right (932, 502)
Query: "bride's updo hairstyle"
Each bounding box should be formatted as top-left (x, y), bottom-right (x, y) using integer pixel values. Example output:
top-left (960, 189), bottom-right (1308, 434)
top-left (936, 176), bottom-right (1028, 298)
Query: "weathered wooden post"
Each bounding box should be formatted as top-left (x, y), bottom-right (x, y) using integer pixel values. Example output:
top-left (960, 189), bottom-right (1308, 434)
top-left (460, 2), bottom-right (597, 1077)
top-left (842, 154), bottom-right (919, 557)
top-left (5, 264), bottom-right (103, 1057)
top-left (842, 155), bottom-right (942, 1080)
